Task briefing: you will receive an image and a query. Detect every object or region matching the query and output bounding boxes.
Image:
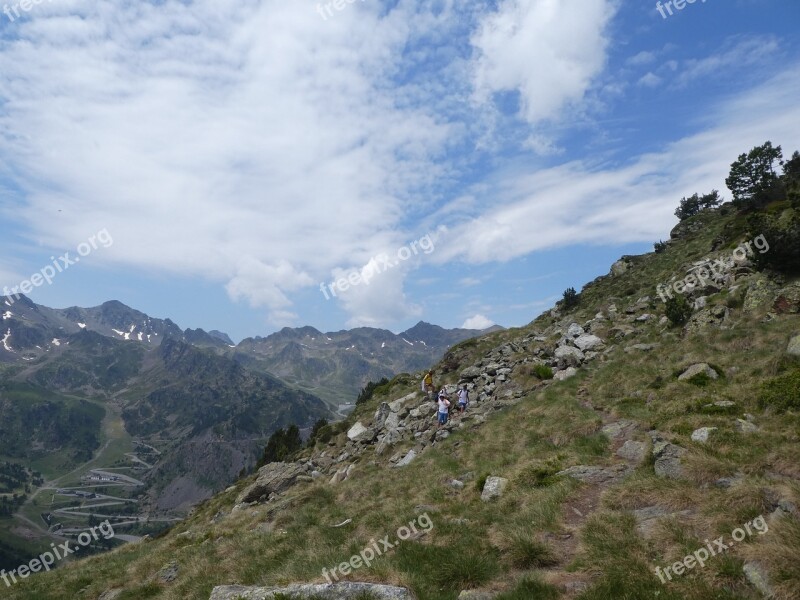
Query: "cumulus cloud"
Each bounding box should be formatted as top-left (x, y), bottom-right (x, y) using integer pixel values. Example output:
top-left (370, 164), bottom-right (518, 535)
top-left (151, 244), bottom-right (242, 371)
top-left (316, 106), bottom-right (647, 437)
top-left (471, 0), bottom-right (617, 124)
top-left (0, 0), bottom-right (452, 325)
top-left (461, 314), bottom-right (494, 329)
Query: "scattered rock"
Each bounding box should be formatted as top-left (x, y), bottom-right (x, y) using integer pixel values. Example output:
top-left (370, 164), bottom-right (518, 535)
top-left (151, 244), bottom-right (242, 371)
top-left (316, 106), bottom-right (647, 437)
top-left (555, 345), bottom-right (585, 367)
top-left (735, 419), bottom-right (759, 434)
top-left (602, 420), bottom-right (637, 440)
top-left (394, 449), bottom-right (417, 468)
top-left (678, 363), bottom-right (718, 382)
top-left (557, 464), bottom-right (631, 485)
top-left (554, 367), bottom-right (578, 381)
top-left (652, 438), bottom-right (687, 480)
top-left (616, 441), bottom-right (648, 464)
top-left (157, 561), bottom-right (179, 584)
top-left (237, 463), bottom-right (306, 504)
top-left (460, 366), bottom-right (482, 380)
top-left (567, 323), bottom-right (585, 338)
top-left (449, 479), bottom-right (465, 490)
top-left (625, 343), bottom-right (657, 352)
top-left (98, 590), bottom-right (122, 600)
top-left (691, 427), bottom-right (718, 443)
top-left (742, 562), bottom-right (774, 598)
top-left (633, 506), bottom-right (693, 537)
top-left (574, 334), bottom-right (604, 351)
top-left (480, 476), bottom-right (508, 502)
top-left (347, 422), bottom-right (376, 443)
top-left (787, 335), bottom-right (800, 356)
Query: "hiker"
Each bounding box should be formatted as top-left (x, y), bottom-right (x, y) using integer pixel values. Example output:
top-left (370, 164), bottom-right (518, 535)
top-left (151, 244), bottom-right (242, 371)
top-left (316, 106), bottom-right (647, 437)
top-left (437, 388), bottom-right (451, 429)
top-left (457, 384), bottom-right (469, 415)
top-left (423, 370), bottom-right (434, 401)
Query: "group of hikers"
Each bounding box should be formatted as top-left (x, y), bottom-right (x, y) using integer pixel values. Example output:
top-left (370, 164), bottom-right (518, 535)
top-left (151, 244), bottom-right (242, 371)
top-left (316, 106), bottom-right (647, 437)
top-left (422, 370), bottom-right (469, 429)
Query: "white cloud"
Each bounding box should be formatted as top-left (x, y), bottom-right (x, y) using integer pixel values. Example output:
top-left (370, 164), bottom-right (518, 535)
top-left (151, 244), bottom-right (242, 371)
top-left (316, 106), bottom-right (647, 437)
top-left (627, 51), bottom-right (657, 67)
top-left (461, 314), bottom-right (494, 330)
top-left (0, 0), bottom-right (453, 326)
top-left (433, 65), bottom-right (800, 264)
top-left (637, 72), bottom-right (662, 88)
top-left (471, 0), bottom-right (617, 124)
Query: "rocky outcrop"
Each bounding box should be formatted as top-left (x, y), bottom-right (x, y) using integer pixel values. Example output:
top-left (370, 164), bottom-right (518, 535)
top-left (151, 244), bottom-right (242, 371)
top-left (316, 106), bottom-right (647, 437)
top-left (237, 462), bottom-right (306, 504)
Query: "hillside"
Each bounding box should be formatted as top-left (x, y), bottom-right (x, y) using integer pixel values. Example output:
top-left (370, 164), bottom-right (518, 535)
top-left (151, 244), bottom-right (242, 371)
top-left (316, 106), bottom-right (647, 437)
top-left (5, 203), bottom-right (800, 599)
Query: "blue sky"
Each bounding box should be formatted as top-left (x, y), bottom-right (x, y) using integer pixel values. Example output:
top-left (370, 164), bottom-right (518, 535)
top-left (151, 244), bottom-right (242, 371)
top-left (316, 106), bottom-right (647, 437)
top-left (1, 0), bottom-right (799, 342)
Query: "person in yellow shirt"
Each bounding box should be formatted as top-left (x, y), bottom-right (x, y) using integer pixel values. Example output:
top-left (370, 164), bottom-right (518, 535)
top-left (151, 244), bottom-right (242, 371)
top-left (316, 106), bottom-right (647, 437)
top-left (423, 370), bottom-right (434, 401)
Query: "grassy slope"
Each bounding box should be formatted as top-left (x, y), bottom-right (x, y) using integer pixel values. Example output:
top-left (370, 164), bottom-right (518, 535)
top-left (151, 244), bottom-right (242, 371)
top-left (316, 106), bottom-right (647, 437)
top-left (5, 207), bottom-right (800, 600)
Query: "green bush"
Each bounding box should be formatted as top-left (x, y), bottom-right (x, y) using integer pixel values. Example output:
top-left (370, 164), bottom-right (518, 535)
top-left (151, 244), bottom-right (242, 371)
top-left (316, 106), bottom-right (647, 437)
top-left (665, 294), bottom-right (693, 326)
top-left (654, 240), bottom-right (668, 253)
top-left (533, 364), bottom-right (554, 380)
top-left (759, 370), bottom-right (800, 412)
top-left (562, 287), bottom-right (579, 310)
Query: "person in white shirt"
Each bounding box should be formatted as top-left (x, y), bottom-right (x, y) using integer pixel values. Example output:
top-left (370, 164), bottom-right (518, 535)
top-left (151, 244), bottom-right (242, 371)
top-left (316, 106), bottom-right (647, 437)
top-left (457, 385), bottom-right (469, 415)
top-left (437, 389), bottom-right (451, 428)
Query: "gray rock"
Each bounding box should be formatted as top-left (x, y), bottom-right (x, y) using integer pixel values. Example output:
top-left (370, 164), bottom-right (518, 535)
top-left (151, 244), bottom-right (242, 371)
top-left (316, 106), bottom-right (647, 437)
top-left (616, 441), bottom-right (648, 464)
top-left (450, 479), bottom-right (464, 490)
top-left (633, 506), bottom-right (693, 537)
top-left (625, 343), bottom-right (658, 352)
top-left (652, 439), bottom-right (687, 480)
top-left (98, 590), bottom-right (122, 600)
top-left (788, 334), bottom-right (800, 356)
top-left (567, 323), bottom-right (585, 338)
top-left (460, 366), bottom-right (482, 380)
top-left (602, 420), bottom-right (637, 440)
top-left (554, 367), bottom-right (578, 381)
top-left (157, 561), bottom-right (179, 584)
top-left (347, 422), bottom-right (376, 443)
top-left (742, 562), bottom-right (774, 598)
top-left (735, 419), bottom-right (759, 434)
top-left (237, 462), bottom-right (306, 504)
top-left (394, 450), bottom-right (417, 468)
top-left (480, 476), bottom-right (508, 502)
top-left (573, 334), bottom-right (604, 351)
top-left (555, 345), bottom-right (585, 367)
top-left (678, 363), bottom-right (719, 382)
top-left (374, 403), bottom-right (391, 429)
top-left (691, 427), bottom-right (718, 443)
top-left (210, 582), bottom-right (414, 600)
top-left (557, 464), bottom-right (631, 484)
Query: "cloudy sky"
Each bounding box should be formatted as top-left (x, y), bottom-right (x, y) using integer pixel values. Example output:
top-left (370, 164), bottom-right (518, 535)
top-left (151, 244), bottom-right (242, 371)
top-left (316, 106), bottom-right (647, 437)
top-left (0, 0), bottom-right (798, 341)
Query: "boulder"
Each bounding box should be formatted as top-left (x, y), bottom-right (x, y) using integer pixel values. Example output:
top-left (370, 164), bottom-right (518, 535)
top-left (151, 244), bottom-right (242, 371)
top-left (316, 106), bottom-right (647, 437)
top-left (237, 462), bottom-right (306, 504)
top-left (573, 334), bottom-right (604, 351)
top-left (567, 323), bottom-right (585, 338)
top-left (394, 449), bottom-right (417, 468)
top-left (652, 439), bottom-right (687, 480)
top-left (742, 562), bottom-right (774, 598)
top-left (554, 367), bottom-right (578, 381)
top-left (616, 441), bottom-right (648, 464)
top-left (555, 345), bottom-right (584, 367)
top-left (460, 366), bottom-right (482, 380)
top-left (480, 476), bottom-right (508, 502)
top-left (347, 422), bottom-right (376, 443)
top-left (678, 363), bottom-right (718, 382)
top-left (691, 427), bottom-right (717, 443)
top-left (210, 582), bottom-right (414, 600)
top-left (374, 403), bottom-right (391, 429)
top-left (787, 335), bottom-right (800, 356)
